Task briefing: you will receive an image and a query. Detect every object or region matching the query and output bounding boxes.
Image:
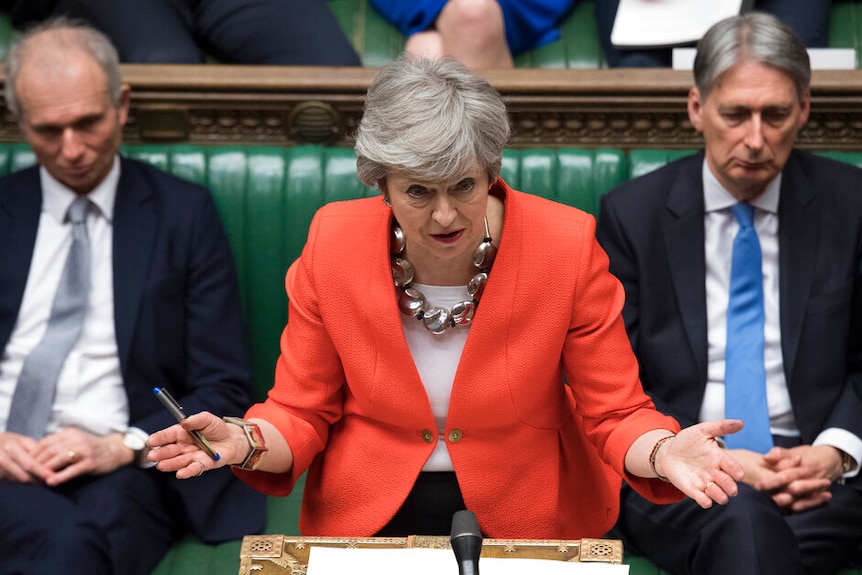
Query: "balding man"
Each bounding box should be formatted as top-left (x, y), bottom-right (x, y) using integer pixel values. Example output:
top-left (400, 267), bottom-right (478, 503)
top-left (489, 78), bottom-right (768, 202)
top-left (0, 18), bottom-right (264, 574)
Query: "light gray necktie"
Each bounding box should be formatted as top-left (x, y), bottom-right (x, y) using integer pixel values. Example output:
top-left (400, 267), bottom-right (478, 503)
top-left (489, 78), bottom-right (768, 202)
top-left (7, 196), bottom-right (91, 439)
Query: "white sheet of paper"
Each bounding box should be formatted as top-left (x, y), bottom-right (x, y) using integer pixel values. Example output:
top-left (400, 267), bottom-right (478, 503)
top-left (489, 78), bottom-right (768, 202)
top-left (611, 0), bottom-right (745, 48)
top-left (306, 546), bottom-right (630, 575)
top-left (671, 47), bottom-right (857, 70)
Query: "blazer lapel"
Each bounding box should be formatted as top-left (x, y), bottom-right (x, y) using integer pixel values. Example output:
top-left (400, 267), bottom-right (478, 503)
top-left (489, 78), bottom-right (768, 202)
top-left (364, 205), bottom-right (436, 417)
top-left (662, 156), bottom-right (708, 380)
top-left (0, 168), bottom-right (42, 348)
top-left (777, 152), bottom-right (817, 381)
top-left (112, 159), bottom-right (157, 372)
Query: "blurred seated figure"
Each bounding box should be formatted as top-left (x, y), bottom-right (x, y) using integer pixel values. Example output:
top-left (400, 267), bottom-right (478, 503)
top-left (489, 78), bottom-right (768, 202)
top-left (370, 0), bottom-right (576, 68)
top-left (594, 0), bottom-right (832, 67)
top-left (1, 0), bottom-right (361, 65)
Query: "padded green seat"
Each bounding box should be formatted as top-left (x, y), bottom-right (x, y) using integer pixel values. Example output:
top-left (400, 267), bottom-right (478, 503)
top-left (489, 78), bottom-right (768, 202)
top-left (1, 144), bottom-right (860, 574)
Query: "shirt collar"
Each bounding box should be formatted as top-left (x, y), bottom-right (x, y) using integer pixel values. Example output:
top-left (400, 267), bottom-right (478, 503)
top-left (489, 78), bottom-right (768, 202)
top-left (41, 156), bottom-right (121, 223)
top-left (702, 159), bottom-right (781, 215)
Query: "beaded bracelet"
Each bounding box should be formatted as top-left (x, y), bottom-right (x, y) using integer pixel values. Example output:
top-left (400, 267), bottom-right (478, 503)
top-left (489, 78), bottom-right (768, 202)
top-left (649, 435), bottom-right (675, 482)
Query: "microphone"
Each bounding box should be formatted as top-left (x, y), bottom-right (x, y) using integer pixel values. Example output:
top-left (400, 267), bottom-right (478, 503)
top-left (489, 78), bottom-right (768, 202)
top-left (450, 510), bottom-right (482, 575)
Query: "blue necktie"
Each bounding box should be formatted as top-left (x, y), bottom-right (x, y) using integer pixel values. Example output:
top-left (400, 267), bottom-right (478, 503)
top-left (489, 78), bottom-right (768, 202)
top-left (7, 197), bottom-right (91, 439)
top-left (724, 203), bottom-right (772, 453)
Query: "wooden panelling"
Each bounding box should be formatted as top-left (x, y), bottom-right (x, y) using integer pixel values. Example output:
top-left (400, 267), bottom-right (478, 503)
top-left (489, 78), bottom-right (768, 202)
top-left (3, 65), bottom-right (862, 150)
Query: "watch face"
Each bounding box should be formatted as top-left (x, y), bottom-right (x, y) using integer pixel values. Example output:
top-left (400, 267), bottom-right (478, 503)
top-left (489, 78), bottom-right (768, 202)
top-left (124, 432), bottom-right (146, 451)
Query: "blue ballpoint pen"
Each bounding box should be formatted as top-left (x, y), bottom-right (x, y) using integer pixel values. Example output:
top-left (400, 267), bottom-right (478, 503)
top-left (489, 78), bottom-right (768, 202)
top-left (153, 387), bottom-right (221, 461)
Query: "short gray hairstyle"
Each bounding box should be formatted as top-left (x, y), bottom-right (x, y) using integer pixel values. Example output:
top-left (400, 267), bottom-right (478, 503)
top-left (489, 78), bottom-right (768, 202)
top-left (694, 12), bottom-right (810, 102)
top-left (5, 16), bottom-right (123, 120)
top-left (355, 56), bottom-right (511, 188)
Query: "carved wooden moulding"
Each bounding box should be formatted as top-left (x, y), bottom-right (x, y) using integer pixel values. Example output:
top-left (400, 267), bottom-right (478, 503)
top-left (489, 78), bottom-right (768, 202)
top-left (116, 106), bottom-right (862, 150)
top-left (2, 66), bottom-right (862, 149)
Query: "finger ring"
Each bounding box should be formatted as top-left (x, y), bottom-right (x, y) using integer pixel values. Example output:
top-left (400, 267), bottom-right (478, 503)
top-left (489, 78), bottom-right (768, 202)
top-left (67, 450), bottom-right (77, 461)
top-left (704, 481), bottom-right (716, 493)
top-left (193, 459), bottom-right (206, 477)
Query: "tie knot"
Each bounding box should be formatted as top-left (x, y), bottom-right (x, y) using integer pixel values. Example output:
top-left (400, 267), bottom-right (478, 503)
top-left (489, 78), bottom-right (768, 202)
top-left (730, 203), bottom-right (755, 228)
top-left (67, 196), bottom-right (90, 224)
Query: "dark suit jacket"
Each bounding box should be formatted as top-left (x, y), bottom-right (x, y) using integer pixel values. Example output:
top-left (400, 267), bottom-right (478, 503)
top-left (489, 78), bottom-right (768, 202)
top-left (0, 0), bottom-right (55, 27)
top-left (0, 157), bottom-right (266, 541)
top-left (596, 150), bottom-right (862, 487)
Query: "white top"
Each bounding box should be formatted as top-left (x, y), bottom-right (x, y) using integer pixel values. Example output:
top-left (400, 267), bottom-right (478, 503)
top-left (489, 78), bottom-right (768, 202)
top-left (0, 158), bottom-right (129, 436)
top-left (401, 283), bottom-right (471, 472)
top-left (700, 160), bottom-right (861, 476)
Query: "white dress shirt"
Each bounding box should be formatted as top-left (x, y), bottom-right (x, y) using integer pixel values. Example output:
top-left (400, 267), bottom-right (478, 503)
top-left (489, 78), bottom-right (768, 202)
top-left (0, 158), bottom-right (129, 436)
top-left (699, 160), bottom-right (861, 477)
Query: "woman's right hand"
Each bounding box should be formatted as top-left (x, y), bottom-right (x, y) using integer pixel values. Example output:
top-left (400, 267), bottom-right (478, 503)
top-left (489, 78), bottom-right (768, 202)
top-left (147, 411), bottom-right (245, 479)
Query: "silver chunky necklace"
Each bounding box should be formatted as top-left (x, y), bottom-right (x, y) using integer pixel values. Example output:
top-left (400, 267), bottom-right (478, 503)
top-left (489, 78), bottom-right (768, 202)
top-left (391, 217), bottom-right (497, 335)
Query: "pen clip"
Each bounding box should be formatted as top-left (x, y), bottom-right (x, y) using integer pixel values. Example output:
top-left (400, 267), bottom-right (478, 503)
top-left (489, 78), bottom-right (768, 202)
top-left (161, 387), bottom-right (183, 414)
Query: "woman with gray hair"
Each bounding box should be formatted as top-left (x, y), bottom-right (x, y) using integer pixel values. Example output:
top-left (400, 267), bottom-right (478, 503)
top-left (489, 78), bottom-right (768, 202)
top-left (149, 56), bottom-right (744, 538)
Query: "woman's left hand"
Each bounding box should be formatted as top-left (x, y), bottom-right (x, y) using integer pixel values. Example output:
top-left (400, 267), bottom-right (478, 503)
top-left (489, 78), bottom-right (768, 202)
top-left (656, 419), bottom-right (746, 508)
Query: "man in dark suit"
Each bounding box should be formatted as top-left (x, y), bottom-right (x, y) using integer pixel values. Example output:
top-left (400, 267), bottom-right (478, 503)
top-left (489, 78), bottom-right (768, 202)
top-left (0, 0), bottom-right (361, 66)
top-left (0, 18), bottom-right (265, 575)
top-left (596, 12), bottom-right (862, 575)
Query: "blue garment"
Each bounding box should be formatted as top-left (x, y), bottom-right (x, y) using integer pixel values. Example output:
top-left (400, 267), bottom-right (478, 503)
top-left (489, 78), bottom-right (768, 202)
top-left (370, 0), bottom-right (576, 56)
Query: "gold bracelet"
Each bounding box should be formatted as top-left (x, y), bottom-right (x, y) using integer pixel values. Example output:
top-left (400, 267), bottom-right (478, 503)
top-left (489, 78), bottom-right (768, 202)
top-left (223, 416), bottom-right (268, 471)
top-left (649, 435), bottom-right (675, 482)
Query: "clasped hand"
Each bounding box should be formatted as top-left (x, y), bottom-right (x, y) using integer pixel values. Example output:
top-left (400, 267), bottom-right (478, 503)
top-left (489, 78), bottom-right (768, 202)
top-left (730, 444), bottom-right (836, 512)
top-left (0, 428), bottom-right (129, 485)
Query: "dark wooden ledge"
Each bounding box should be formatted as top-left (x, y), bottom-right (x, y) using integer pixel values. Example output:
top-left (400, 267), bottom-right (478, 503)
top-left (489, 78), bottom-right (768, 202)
top-left (2, 65), bottom-right (862, 150)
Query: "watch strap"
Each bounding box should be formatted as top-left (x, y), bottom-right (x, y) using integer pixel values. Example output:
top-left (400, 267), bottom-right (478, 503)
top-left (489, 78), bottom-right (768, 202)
top-left (840, 449), bottom-right (856, 474)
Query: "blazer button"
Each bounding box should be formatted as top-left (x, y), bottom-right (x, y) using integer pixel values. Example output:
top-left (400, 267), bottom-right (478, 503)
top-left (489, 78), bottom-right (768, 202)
top-left (448, 429), bottom-right (463, 443)
top-left (422, 429), bottom-right (434, 443)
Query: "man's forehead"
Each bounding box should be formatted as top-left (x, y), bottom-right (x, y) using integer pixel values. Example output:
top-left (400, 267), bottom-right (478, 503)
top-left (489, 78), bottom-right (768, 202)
top-left (705, 61), bottom-right (802, 104)
top-left (17, 53), bottom-right (111, 116)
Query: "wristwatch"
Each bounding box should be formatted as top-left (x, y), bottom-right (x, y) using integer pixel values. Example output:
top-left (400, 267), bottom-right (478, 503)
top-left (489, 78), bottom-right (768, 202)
top-left (123, 427), bottom-right (152, 468)
top-left (838, 449), bottom-right (856, 474)
top-left (223, 416), bottom-right (268, 471)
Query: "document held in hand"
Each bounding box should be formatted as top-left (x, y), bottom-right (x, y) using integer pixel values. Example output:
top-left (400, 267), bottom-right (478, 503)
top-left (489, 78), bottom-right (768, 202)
top-left (611, 0), bottom-right (750, 48)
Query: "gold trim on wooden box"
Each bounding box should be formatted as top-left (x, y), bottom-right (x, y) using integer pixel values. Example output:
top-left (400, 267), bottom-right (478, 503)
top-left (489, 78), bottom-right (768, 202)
top-left (238, 534), bottom-right (623, 574)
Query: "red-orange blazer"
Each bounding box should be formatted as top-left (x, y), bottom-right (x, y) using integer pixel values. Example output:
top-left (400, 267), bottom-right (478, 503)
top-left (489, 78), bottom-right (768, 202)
top-left (238, 180), bottom-right (682, 538)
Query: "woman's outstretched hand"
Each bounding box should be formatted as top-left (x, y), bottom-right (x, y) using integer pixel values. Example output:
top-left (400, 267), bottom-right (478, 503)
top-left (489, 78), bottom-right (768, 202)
top-left (147, 412), bottom-right (242, 479)
top-left (657, 419), bottom-right (746, 508)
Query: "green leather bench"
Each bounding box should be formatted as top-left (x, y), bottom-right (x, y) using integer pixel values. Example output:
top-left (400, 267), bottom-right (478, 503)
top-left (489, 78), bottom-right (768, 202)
top-left (0, 0), bottom-right (860, 67)
top-left (1, 143), bottom-right (860, 574)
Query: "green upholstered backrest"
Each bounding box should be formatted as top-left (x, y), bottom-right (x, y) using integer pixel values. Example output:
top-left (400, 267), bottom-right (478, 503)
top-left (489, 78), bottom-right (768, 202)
top-left (4, 144), bottom-right (862, 405)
